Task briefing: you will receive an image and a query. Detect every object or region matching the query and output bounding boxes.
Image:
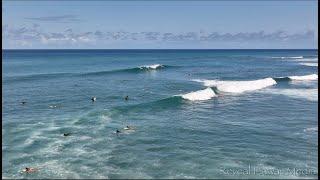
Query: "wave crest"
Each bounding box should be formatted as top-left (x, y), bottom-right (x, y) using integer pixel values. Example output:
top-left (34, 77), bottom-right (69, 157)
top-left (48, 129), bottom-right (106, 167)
top-left (139, 64), bottom-right (164, 70)
top-left (288, 74), bottom-right (318, 81)
top-left (299, 63), bottom-right (318, 67)
top-left (272, 56), bottom-right (304, 59)
top-left (193, 78), bottom-right (277, 93)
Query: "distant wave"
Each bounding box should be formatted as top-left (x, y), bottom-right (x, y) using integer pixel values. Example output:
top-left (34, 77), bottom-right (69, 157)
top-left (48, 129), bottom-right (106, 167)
top-left (193, 78), bottom-right (277, 93)
top-left (179, 88), bottom-right (216, 101)
top-left (81, 64), bottom-right (173, 76)
top-left (139, 64), bottom-right (164, 70)
top-left (273, 74), bottom-right (318, 82)
top-left (287, 74), bottom-right (318, 81)
top-left (264, 88), bottom-right (318, 102)
top-left (4, 72), bottom-right (74, 83)
top-left (299, 63), bottom-right (318, 67)
top-left (4, 64), bottom-right (174, 82)
top-left (292, 58), bottom-right (318, 62)
top-left (304, 127), bottom-right (318, 132)
top-left (271, 56), bottom-right (304, 59)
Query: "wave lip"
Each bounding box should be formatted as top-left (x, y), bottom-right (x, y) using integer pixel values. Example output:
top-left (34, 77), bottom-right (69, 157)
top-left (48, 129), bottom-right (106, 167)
top-left (180, 88), bottom-right (216, 101)
top-left (194, 78), bottom-right (277, 93)
top-left (288, 74), bottom-right (318, 81)
top-left (139, 64), bottom-right (164, 70)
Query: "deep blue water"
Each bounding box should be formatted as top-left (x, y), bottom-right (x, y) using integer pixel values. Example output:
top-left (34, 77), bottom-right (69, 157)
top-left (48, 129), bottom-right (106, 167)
top-left (2, 49), bottom-right (318, 179)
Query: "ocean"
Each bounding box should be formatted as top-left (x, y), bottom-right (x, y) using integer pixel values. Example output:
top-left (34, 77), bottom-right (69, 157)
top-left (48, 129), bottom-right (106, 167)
top-left (2, 49), bottom-right (318, 179)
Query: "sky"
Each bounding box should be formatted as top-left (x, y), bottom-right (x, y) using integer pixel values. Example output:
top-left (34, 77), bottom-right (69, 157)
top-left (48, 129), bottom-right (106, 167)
top-left (2, 0), bottom-right (318, 49)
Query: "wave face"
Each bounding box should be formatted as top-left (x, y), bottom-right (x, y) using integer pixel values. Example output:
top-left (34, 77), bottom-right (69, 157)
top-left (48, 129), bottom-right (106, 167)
top-left (180, 88), bottom-right (216, 101)
top-left (288, 74), bottom-right (318, 81)
top-left (194, 78), bottom-right (277, 93)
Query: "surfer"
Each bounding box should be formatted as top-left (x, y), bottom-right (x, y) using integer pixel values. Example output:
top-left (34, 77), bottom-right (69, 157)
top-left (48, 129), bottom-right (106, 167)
top-left (63, 133), bottom-right (70, 137)
top-left (91, 97), bottom-right (96, 102)
top-left (21, 101), bottom-right (26, 105)
top-left (23, 167), bottom-right (37, 173)
top-left (116, 129), bottom-right (121, 134)
top-left (124, 126), bottom-right (134, 130)
top-left (125, 96), bottom-right (129, 101)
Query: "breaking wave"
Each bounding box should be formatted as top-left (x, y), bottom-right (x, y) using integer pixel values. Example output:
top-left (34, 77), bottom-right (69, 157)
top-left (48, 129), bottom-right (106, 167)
top-left (81, 64), bottom-right (174, 76)
top-left (304, 127), bottom-right (318, 132)
top-left (272, 56), bottom-right (304, 59)
top-left (287, 74), bottom-right (318, 81)
top-left (299, 63), bottom-right (318, 67)
top-left (180, 88), bottom-right (216, 101)
top-left (292, 58), bottom-right (318, 62)
top-left (5, 64), bottom-right (175, 82)
top-left (193, 78), bottom-right (277, 93)
top-left (139, 64), bottom-right (164, 70)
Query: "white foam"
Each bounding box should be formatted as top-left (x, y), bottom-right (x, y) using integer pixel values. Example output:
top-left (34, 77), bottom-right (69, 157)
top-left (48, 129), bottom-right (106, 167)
top-left (292, 58), bottom-right (318, 62)
top-left (140, 64), bottom-right (163, 70)
top-left (304, 127), bottom-right (318, 132)
top-left (194, 78), bottom-right (277, 93)
top-left (288, 74), bottom-right (318, 81)
top-left (79, 136), bottom-right (92, 141)
top-left (181, 88), bottom-right (216, 101)
top-left (264, 88), bottom-right (318, 101)
top-left (299, 63), bottom-right (318, 67)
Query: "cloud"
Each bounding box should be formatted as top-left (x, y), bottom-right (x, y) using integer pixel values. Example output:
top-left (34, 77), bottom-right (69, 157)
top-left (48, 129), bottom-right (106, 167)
top-left (2, 24), bottom-right (316, 48)
top-left (25, 15), bottom-right (82, 23)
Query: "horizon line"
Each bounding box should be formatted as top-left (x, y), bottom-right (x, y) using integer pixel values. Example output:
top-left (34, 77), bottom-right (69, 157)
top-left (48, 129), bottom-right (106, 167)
top-left (2, 48), bottom-right (318, 51)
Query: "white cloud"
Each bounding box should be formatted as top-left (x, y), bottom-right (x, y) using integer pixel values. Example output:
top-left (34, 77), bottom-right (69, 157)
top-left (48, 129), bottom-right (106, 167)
top-left (2, 24), bottom-right (317, 49)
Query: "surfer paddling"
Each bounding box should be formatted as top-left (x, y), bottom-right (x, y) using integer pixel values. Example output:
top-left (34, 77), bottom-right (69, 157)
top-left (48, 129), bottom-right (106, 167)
top-left (115, 129), bottom-right (121, 134)
top-left (63, 133), bottom-right (70, 137)
top-left (91, 97), bottom-right (97, 102)
top-left (23, 167), bottom-right (37, 173)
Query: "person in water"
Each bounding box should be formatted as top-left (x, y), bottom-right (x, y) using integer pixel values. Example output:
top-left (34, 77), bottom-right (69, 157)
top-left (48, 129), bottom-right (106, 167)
top-left (63, 133), bottom-right (70, 137)
top-left (21, 101), bottom-right (26, 105)
top-left (23, 167), bottom-right (37, 173)
top-left (124, 126), bottom-right (134, 130)
top-left (116, 129), bottom-right (121, 134)
top-left (91, 97), bottom-right (97, 102)
top-left (125, 96), bottom-right (129, 101)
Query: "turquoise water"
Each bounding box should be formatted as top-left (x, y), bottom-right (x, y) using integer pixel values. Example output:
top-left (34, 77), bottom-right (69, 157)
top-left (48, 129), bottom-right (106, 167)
top-left (2, 49), bottom-right (318, 179)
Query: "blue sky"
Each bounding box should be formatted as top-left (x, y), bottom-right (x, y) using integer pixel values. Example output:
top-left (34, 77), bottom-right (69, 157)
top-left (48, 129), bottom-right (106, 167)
top-left (2, 0), bottom-right (318, 49)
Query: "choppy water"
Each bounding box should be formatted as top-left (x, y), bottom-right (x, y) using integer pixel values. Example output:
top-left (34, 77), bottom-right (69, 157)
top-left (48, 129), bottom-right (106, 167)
top-left (2, 49), bottom-right (318, 179)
